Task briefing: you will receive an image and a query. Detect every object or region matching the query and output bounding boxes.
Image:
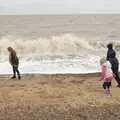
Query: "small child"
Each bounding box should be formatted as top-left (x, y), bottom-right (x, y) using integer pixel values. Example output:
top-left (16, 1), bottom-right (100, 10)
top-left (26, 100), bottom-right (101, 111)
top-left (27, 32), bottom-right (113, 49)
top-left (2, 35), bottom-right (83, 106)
top-left (100, 57), bottom-right (114, 97)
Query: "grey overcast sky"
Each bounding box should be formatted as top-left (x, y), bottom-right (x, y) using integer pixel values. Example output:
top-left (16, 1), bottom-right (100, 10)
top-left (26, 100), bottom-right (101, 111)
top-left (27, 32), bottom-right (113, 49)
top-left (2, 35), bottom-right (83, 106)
top-left (0, 0), bottom-right (120, 14)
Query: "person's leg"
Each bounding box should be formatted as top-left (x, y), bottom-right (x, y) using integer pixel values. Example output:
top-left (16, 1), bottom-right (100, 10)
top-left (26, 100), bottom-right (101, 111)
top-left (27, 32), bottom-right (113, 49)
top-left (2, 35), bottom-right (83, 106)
top-left (11, 66), bottom-right (16, 78)
top-left (107, 83), bottom-right (111, 96)
top-left (103, 82), bottom-right (111, 96)
top-left (111, 65), bottom-right (120, 86)
top-left (103, 83), bottom-right (108, 96)
top-left (113, 72), bottom-right (120, 86)
top-left (14, 65), bottom-right (21, 80)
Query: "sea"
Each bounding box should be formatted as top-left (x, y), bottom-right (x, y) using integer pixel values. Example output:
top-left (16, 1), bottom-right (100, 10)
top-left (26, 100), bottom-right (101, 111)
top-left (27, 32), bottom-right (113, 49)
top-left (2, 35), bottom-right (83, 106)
top-left (0, 15), bottom-right (120, 74)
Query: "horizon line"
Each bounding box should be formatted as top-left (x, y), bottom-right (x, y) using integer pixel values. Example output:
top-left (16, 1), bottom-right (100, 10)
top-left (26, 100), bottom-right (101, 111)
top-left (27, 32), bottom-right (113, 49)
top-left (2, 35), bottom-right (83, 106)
top-left (1, 9), bottom-right (120, 14)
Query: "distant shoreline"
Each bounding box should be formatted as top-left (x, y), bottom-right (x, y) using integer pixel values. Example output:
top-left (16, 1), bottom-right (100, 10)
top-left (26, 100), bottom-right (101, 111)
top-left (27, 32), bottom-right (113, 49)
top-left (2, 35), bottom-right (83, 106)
top-left (0, 72), bottom-right (101, 78)
top-left (0, 13), bottom-right (120, 15)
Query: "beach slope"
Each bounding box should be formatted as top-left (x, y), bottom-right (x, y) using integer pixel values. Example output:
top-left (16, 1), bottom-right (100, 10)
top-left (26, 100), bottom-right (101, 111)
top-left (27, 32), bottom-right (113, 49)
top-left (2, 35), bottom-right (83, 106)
top-left (0, 74), bottom-right (120, 120)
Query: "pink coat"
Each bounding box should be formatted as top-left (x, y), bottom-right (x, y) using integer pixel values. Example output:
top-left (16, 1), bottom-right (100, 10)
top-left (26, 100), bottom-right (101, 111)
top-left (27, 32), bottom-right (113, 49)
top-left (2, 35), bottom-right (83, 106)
top-left (100, 62), bottom-right (113, 82)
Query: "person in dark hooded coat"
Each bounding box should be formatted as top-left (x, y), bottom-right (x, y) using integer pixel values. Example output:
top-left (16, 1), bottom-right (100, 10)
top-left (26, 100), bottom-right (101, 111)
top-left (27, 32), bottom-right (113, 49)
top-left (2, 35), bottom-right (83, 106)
top-left (7, 46), bottom-right (21, 80)
top-left (106, 43), bottom-right (120, 87)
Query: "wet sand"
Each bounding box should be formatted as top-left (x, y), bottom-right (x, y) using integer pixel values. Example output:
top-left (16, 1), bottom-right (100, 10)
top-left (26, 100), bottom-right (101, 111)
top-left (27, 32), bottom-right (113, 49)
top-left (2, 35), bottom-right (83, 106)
top-left (0, 73), bottom-right (120, 120)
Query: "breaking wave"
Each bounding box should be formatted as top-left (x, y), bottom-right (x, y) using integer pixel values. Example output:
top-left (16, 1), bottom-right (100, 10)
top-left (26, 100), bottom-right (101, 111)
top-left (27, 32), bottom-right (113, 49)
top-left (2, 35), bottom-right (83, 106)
top-left (0, 34), bottom-right (94, 56)
top-left (0, 34), bottom-right (120, 74)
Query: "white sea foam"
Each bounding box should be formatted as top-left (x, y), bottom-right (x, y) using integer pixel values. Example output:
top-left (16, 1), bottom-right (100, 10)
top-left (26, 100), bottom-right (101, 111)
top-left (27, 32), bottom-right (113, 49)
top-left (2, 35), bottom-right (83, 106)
top-left (0, 34), bottom-right (120, 74)
top-left (0, 34), bottom-right (94, 56)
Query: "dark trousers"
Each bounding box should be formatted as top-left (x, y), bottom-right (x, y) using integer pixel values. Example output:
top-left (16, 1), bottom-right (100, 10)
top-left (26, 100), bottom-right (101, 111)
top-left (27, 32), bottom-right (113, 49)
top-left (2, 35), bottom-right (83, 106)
top-left (12, 65), bottom-right (21, 78)
top-left (112, 71), bottom-right (120, 85)
top-left (110, 58), bottom-right (120, 85)
top-left (103, 82), bottom-right (111, 89)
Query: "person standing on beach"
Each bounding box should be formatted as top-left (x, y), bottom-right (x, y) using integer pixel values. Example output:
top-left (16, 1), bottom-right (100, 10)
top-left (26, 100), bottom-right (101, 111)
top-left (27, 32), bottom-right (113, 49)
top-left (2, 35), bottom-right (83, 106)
top-left (7, 46), bottom-right (21, 80)
top-left (106, 43), bottom-right (120, 87)
top-left (100, 57), bottom-right (113, 97)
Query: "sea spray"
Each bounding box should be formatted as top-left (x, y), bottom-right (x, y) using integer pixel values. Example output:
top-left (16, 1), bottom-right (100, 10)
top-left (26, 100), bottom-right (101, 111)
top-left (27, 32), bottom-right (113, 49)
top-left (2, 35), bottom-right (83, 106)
top-left (0, 34), bottom-right (120, 74)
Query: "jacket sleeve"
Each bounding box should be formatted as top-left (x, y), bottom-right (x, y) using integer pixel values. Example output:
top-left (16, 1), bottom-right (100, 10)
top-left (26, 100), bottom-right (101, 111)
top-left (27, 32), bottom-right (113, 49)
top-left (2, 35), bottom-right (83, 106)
top-left (106, 50), bottom-right (109, 61)
top-left (100, 65), bottom-right (106, 81)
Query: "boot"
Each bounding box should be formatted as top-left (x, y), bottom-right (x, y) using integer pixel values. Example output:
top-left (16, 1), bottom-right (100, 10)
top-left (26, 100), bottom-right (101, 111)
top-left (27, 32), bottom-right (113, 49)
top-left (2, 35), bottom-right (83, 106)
top-left (18, 75), bottom-right (21, 80)
top-left (10, 76), bottom-right (16, 79)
